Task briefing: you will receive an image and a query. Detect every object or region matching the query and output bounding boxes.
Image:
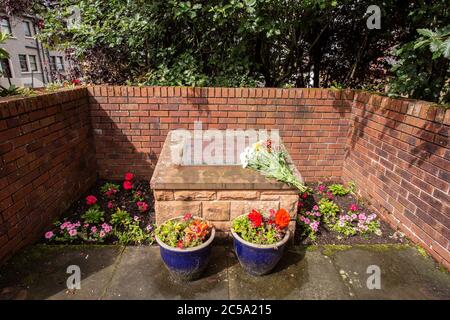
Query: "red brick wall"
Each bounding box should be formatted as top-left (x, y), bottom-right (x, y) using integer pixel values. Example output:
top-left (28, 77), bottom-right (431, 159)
top-left (87, 86), bottom-right (352, 181)
top-left (0, 88), bottom-right (97, 262)
top-left (342, 91), bottom-right (449, 269)
top-left (1, 86), bottom-right (448, 270)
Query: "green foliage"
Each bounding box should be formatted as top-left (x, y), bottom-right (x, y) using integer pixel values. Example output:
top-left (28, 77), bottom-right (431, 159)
top-left (29, 0), bottom-right (445, 100)
top-left (156, 219), bottom-right (186, 247)
top-left (110, 208), bottom-right (131, 226)
top-left (100, 182), bottom-right (120, 194)
top-left (114, 219), bottom-right (153, 245)
top-left (81, 205), bottom-right (104, 224)
top-left (232, 215), bottom-right (282, 245)
top-left (0, 32), bottom-right (10, 60)
top-left (319, 198), bottom-right (340, 227)
top-left (156, 216), bottom-right (211, 248)
top-left (0, 85), bottom-right (37, 97)
top-left (328, 184), bottom-right (350, 197)
top-left (389, 26), bottom-right (450, 103)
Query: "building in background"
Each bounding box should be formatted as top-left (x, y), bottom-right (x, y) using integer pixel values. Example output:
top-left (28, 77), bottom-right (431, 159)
top-left (0, 14), bottom-right (73, 88)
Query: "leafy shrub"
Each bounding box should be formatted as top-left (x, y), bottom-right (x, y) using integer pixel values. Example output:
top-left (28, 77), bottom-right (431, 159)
top-left (81, 205), bottom-right (104, 224)
top-left (100, 182), bottom-right (120, 194)
top-left (110, 208), bottom-right (131, 226)
top-left (319, 198), bottom-right (340, 227)
top-left (328, 184), bottom-right (351, 197)
top-left (114, 218), bottom-right (153, 245)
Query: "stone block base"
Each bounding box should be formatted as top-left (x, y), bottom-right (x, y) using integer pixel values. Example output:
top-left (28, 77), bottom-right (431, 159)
top-left (154, 189), bottom-right (299, 239)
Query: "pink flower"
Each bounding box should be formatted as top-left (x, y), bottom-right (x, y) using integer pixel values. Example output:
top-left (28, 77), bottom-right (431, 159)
top-left (351, 214), bottom-right (357, 220)
top-left (101, 223), bottom-right (112, 233)
top-left (107, 201), bottom-right (114, 209)
top-left (105, 189), bottom-right (117, 197)
top-left (358, 213), bottom-right (366, 221)
top-left (326, 192), bottom-right (334, 200)
top-left (136, 201), bottom-right (149, 213)
top-left (299, 216), bottom-right (305, 222)
top-left (315, 212), bottom-right (321, 217)
top-left (349, 203), bottom-right (359, 212)
top-left (123, 181), bottom-right (133, 190)
top-left (183, 213), bottom-right (192, 220)
top-left (304, 218), bottom-right (310, 225)
top-left (86, 195), bottom-right (97, 206)
top-left (133, 215), bottom-right (140, 222)
top-left (45, 231), bottom-right (54, 239)
top-left (84, 223), bottom-right (89, 228)
top-left (60, 222), bottom-right (70, 230)
top-left (318, 185), bottom-right (326, 192)
top-left (301, 193), bottom-right (308, 199)
top-left (313, 205), bottom-right (319, 211)
top-left (124, 172), bottom-right (134, 181)
top-left (69, 229), bottom-right (77, 237)
top-left (99, 230), bottom-right (106, 238)
top-left (310, 221), bottom-right (320, 232)
top-left (91, 226), bottom-right (98, 233)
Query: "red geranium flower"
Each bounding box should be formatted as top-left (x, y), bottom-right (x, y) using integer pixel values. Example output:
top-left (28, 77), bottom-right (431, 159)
top-left (86, 195), bottom-right (97, 206)
top-left (275, 208), bottom-right (290, 229)
top-left (137, 201), bottom-right (148, 212)
top-left (177, 240), bottom-right (184, 249)
top-left (124, 172), bottom-right (134, 181)
top-left (248, 209), bottom-right (263, 228)
top-left (183, 213), bottom-right (192, 220)
top-left (123, 180), bottom-right (133, 190)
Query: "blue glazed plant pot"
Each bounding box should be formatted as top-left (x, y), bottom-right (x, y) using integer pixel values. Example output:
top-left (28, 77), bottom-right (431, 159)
top-left (231, 227), bottom-right (290, 276)
top-left (155, 217), bottom-right (215, 281)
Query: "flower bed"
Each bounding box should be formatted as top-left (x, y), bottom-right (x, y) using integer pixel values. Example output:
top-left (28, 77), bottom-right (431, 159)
top-left (295, 182), bottom-right (406, 245)
top-left (43, 173), bottom-right (155, 245)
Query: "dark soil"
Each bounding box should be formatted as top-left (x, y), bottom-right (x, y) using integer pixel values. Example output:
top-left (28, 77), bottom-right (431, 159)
top-left (66, 179), bottom-right (155, 221)
top-left (294, 183), bottom-right (407, 245)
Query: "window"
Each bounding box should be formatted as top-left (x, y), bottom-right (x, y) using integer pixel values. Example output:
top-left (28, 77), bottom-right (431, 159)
top-left (0, 17), bottom-right (12, 35)
top-left (0, 59), bottom-right (12, 78)
top-left (51, 56), bottom-right (65, 71)
top-left (29, 55), bottom-right (38, 71)
top-left (50, 56), bottom-right (56, 70)
top-left (18, 54), bottom-right (29, 72)
top-left (24, 21), bottom-right (33, 37)
top-left (56, 56), bottom-right (64, 71)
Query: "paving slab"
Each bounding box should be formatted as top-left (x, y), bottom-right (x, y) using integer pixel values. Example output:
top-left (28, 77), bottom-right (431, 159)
top-left (0, 245), bottom-right (122, 300)
top-left (324, 245), bottom-right (450, 300)
top-left (103, 246), bottom-right (229, 299)
top-left (0, 244), bottom-right (449, 300)
top-left (228, 247), bottom-right (352, 300)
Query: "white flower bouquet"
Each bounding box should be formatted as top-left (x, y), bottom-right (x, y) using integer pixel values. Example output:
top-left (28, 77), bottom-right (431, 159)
top-left (240, 139), bottom-right (307, 192)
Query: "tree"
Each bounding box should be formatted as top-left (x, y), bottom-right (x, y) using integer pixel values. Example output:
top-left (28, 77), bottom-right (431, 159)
top-left (2, 0), bottom-right (448, 103)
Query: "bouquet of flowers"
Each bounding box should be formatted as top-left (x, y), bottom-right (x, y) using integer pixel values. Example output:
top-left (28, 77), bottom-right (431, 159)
top-left (240, 139), bottom-right (307, 192)
top-left (156, 214), bottom-right (213, 249)
top-left (232, 208), bottom-right (291, 245)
